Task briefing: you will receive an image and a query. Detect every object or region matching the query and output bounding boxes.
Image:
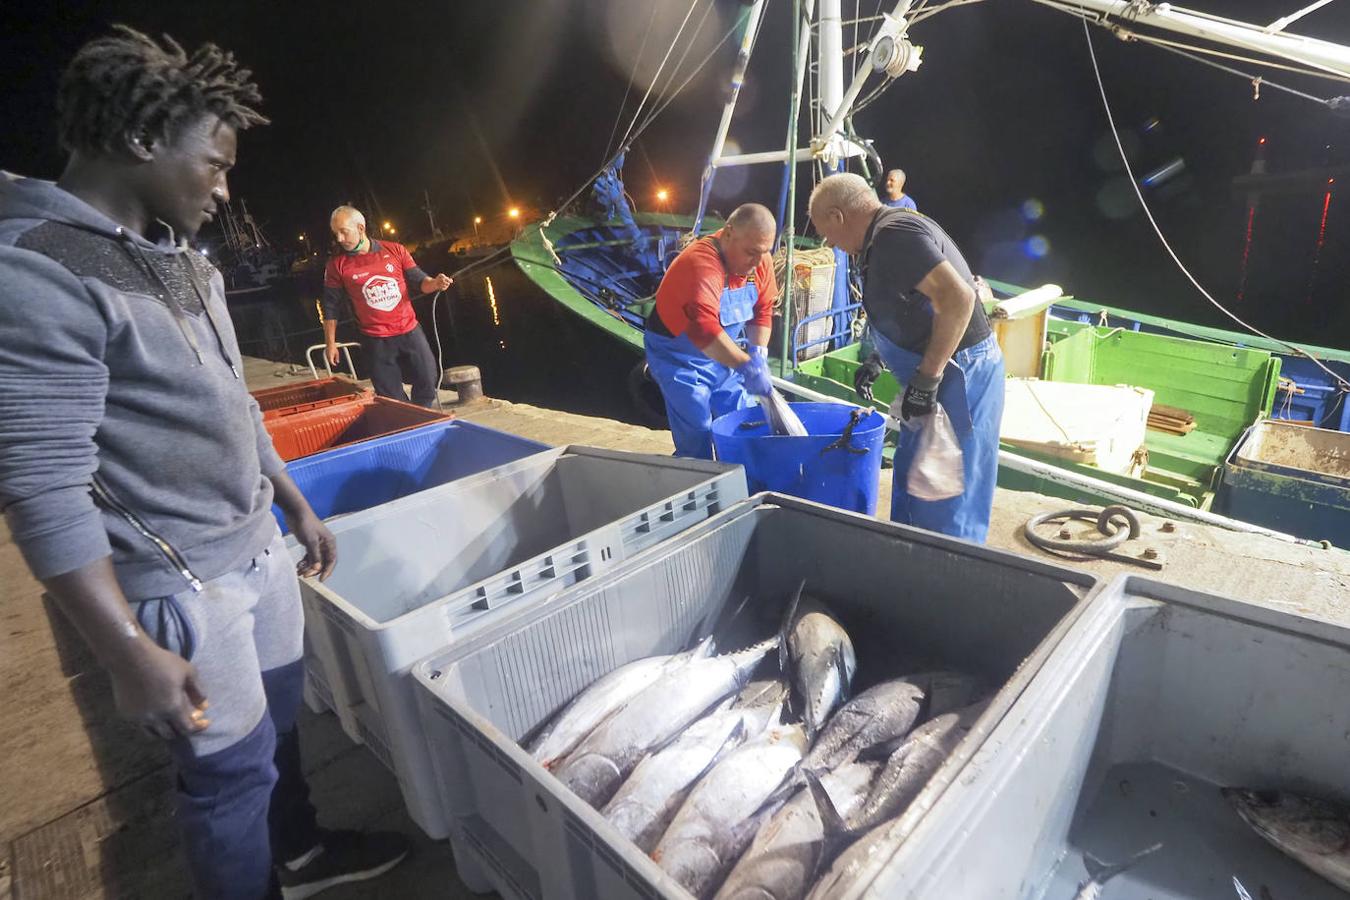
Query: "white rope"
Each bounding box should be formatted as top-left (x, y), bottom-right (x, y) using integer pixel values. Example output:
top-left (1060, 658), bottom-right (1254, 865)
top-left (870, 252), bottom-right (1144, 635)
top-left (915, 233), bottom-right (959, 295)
top-left (431, 289), bottom-right (446, 411)
top-left (1082, 17), bottom-right (1350, 390)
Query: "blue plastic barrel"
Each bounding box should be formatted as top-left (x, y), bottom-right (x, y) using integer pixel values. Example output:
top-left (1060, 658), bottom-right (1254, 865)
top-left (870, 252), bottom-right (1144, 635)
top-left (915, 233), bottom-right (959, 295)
top-left (275, 420), bottom-right (549, 533)
top-left (711, 402), bottom-right (885, 514)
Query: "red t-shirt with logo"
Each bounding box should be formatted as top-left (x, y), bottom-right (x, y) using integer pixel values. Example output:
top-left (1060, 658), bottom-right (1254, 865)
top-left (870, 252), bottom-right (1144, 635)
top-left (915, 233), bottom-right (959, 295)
top-left (322, 240), bottom-right (422, 338)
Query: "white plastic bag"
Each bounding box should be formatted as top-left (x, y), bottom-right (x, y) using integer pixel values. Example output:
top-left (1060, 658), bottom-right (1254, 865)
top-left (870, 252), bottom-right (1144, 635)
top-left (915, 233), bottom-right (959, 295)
top-left (891, 399), bottom-right (965, 501)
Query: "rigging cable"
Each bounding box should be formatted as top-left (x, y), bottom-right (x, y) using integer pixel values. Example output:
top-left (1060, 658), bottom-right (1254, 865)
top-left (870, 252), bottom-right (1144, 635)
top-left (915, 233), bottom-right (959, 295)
top-left (611, 0), bottom-right (708, 162)
top-left (601, 2), bottom-right (660, 163)
top-left (1082, 16), bottom-right (1350, 390)
top-left (652, 0), bottom-right (720, 116)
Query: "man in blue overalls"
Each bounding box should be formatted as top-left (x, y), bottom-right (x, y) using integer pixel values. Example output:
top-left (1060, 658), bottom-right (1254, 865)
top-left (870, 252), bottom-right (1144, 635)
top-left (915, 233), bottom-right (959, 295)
top-left (645, 204), bottom-right (779, 459)
top-left (809, 173), bottom-right (1005, 542)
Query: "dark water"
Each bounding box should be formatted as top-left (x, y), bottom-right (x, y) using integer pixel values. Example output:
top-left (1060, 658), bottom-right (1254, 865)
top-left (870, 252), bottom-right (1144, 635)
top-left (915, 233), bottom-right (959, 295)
top-left (229, 246), bottom-right (660, 427)
top-left (418, 252), bottom-right (658, 426)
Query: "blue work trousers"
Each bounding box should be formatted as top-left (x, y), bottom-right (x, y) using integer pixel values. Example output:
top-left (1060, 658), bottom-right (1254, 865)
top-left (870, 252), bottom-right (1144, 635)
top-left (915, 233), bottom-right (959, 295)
top-left (875, 332), bottom-right (1005, 542)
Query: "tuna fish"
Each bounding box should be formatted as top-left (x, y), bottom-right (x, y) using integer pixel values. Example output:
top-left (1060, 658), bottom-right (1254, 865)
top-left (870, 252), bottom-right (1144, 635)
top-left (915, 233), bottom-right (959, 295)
top-left (845, 700), bottom-right (988, 834)
top-left (732, 678), bottom-right (791, 713)
top-left (781, 583), bottom-right (856, 738)
top-left (761, 389), bottom-right (808, 437)
top-left (713, 761), bottom-right (879, 900)
top-left (802, 818), bottom-right (897, 900)
top-left (555, 640), bottom-right (776, 808)
top-left (528, 638), bottom-right (714, 768)
top-left (802, 671), bottom-right (983, 775)
top-left (1071, 842), bottom-right (1163, 900)
top-left (653, 723), bottom-right (810, 899)
top-left (603, 696), bottom-right (784, 853)
top-left (1224, 787), bottom-right (1350, 892)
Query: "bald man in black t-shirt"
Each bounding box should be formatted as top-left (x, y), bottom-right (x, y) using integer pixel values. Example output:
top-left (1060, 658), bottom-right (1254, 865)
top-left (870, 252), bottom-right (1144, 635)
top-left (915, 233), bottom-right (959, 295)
top-left (809, 173), bottom-right (1006, 542)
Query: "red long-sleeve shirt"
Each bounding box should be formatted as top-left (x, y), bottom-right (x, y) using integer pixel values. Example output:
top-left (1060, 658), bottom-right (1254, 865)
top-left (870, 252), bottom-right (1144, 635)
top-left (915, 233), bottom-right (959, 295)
top-left (653, 231), bottom-right (777, 349)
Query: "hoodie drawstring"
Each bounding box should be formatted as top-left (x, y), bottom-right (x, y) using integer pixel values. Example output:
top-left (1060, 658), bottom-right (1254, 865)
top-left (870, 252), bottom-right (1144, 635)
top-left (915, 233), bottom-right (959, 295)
top-left (119, 235), bottom-right (238, 378)
top-left (120, 235), bottom-right (207, 366)
top-left (179, 256), bottom-right (240, 379)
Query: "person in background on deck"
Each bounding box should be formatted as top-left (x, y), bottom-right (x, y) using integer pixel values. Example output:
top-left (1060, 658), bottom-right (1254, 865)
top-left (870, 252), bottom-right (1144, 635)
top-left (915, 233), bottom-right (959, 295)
top-left (810, 173), bottom-right (1004, 543)
top-left (0, 28), bottom-right (410, 899)
top-left (883, 168), bottom-right (917, 211)
top-left (644, 203), bottom-right (779, 459)
top-left (322, 206), bottom-right (451, 408)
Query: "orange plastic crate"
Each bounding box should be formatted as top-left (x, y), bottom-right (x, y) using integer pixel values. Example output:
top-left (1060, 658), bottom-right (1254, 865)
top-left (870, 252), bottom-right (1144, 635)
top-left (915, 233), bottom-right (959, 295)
top-left (252, 377), bottom-right (373, 420)
top-left (266, 396), bottom-right (453, 462)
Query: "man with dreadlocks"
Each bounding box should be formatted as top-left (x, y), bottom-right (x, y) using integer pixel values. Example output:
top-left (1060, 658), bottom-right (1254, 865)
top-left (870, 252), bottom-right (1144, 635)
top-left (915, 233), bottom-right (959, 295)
top-left (0, 27), bottom-right (409, 898)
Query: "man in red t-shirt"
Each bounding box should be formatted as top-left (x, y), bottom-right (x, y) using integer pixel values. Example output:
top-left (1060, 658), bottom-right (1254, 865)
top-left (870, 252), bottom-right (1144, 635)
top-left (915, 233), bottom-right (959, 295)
top-left (644, 203), bottom-right (778, 458)
top-left (322, 206), bottom-right (452, 407)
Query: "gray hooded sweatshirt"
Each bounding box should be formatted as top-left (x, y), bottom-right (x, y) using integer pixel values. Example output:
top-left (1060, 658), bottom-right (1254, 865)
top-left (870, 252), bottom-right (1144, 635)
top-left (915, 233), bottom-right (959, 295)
top-left (0, 172), bottom-right (286, 600)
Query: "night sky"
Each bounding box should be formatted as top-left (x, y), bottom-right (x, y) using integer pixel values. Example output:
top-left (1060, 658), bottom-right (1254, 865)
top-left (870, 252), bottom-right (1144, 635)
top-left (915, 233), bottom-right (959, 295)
top-left (3, 0), bottom-right (1348, 343)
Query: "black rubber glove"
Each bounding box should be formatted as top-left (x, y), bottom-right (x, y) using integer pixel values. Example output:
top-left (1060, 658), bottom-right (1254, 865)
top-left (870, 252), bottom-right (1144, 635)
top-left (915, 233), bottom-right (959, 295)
top-left (900, 371), bottom-right (942, 420)
top-left (854, 353), bottom-right (884, 402)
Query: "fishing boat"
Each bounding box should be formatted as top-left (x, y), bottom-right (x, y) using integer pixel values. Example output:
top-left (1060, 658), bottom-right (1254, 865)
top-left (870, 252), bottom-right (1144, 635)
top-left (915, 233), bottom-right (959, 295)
top-left (510, 0), bottom-right (1350, 543)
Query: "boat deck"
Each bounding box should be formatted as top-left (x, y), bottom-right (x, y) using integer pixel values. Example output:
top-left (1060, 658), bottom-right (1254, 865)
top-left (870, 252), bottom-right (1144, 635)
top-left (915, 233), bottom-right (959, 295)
top-left (1, 356), bottom-right (1345, 899)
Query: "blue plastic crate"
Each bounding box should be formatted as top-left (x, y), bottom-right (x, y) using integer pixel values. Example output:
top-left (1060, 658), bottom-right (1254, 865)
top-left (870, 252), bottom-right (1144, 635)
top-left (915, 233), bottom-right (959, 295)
top-left (1216, 420), bottom-right (1350, 546)
top-left (274, 419), bottom-right (549, 534)
top-left (1275, 357), bottom-right (1350, 432)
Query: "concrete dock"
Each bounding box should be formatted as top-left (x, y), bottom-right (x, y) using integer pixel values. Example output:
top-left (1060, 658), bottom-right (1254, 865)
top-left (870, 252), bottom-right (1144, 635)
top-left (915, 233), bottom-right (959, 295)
top-left (1, 357), bottom-right (1346, 899)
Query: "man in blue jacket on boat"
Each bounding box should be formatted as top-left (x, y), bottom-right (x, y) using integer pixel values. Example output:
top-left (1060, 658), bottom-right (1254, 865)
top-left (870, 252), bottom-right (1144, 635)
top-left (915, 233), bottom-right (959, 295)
top-left (809, 173), bottom-right (1004, 543)
top-left (644, 204), bottom-right (780, 459)
top-left (0, 27), bottom-right (408, 898)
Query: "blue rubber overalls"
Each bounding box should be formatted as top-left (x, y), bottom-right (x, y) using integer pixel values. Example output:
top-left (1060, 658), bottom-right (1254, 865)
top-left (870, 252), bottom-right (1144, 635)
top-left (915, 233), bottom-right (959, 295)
top-left (644, 241), bottom-right (758, 460)
top-left (873, 329), bottom-right (1005, 542)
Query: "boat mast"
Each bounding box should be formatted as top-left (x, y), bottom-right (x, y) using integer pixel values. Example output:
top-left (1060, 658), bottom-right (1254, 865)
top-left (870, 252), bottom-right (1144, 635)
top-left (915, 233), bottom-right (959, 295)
top-left (818, 0), bottom-right (846, 159)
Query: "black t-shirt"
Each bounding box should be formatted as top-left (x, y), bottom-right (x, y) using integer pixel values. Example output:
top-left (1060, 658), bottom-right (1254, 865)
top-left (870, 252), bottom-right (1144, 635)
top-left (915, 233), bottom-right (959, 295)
top-left (859, 207), bottom-right (992, 354)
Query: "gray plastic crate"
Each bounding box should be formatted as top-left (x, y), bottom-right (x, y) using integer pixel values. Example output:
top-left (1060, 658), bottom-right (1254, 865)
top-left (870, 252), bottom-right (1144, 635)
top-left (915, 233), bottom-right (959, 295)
top-left (871, 574), bottom-right (1350, 900)
top-left (410, 493), bottom-right (1099, 900)
top-left (295, 445), bottom-right (746, 838)
top-left (301, 628), bottom-right (333, 715)
top-left (301, 664), bottom-right (334, 714)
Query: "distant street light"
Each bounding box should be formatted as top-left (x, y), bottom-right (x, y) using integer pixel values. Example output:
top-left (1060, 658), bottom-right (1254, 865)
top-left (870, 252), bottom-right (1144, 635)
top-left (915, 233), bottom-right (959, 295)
top-left (508, 207), bottom-right (520, 219)
top-left (473, 215), bottom-right (482, 240)
top-left (382, 220), bottom-right (394, 234)
top-left (656, 188), bottom-right (669, 203)
top-left (298, 233), bottom-right (306, 242)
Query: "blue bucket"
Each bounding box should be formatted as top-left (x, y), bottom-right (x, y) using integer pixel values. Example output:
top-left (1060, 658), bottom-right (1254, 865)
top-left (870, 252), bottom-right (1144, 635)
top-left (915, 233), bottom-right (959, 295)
top-left (711, 402), bottom-right (885, 514)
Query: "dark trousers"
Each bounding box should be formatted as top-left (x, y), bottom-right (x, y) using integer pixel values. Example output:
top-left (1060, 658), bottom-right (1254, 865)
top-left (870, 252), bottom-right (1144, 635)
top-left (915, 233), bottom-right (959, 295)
top-left (361, 324), bottom-right (440, 408)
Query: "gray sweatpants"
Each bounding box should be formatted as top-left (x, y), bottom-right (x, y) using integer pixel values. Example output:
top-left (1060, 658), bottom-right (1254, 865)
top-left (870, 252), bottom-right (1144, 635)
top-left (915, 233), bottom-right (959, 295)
top-left (134, 527), bottom-right (319, 899)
